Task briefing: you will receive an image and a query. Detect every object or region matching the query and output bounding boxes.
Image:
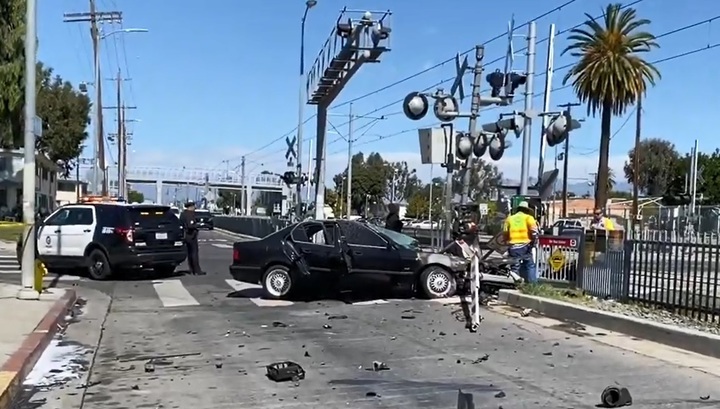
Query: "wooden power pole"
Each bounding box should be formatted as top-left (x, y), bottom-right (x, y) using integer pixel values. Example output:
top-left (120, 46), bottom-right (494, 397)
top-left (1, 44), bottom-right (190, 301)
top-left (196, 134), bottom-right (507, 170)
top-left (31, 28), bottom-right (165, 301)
top-left (63, 1), bottom-right (122, 195)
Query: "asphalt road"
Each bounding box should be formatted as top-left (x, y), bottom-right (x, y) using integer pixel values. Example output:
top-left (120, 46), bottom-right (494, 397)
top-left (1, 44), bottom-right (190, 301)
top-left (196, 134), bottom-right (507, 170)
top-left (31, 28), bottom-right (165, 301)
top-left (9, 229), bottom-right (720, 408)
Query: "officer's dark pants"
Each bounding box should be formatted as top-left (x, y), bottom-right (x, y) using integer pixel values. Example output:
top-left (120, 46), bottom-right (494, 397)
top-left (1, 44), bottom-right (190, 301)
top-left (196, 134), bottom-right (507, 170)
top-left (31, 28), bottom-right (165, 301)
top-left (186, 238), bottom-right (202, 274)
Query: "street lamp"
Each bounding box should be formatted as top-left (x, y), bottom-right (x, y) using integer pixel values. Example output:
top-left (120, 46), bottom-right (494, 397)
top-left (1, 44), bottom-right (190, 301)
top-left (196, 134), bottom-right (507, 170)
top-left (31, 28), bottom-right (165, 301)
top-left (296, 0), bottom-right (317, 220)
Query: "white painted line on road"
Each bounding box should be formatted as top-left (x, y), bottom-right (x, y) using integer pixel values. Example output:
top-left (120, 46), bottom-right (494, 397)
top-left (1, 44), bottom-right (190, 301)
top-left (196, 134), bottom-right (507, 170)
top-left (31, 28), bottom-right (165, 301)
top-left (351, 299), bottom-right (390, 306)
top-left (152, 279), bottom-right (200, 308)
top-left (224, 279), bottom-right (294, 307)
top-left (211, 243), bottom-right (234, 249)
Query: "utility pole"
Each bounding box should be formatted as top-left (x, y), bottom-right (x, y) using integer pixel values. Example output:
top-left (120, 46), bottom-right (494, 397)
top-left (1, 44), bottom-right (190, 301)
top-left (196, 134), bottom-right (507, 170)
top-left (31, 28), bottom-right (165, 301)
top-left (558, 102), bottom-right (580, 218)
top-left (104, 69), bottom-right (135, 199)
top-left (537, 24), bottom-right (555, 180)
top-left (519, 21), bottom-right (537, 195)
top-left (240, 156), bottom-right (246, 215)
top-left (19, 0), bottom-right (39, 300)
top-left (345, 103), bottom-right (354, 218)
top-left (64, 2), bottom-right (122, 195)
top-left (690, 139), bottom-right (699, 214)
top-left (460, 46), bottom-right (485, 204)
top-left (631, 95), bottom-right (642, 228)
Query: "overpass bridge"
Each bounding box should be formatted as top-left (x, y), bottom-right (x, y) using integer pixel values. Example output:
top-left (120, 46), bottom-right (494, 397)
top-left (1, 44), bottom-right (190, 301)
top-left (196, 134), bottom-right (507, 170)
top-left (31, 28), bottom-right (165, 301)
top-left (101, 165), bottom-right (285, 208)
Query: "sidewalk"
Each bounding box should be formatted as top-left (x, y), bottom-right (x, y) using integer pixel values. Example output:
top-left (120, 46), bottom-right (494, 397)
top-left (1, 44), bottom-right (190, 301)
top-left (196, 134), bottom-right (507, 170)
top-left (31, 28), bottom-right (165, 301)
top-left (0, 284), bottom-right (77, 409)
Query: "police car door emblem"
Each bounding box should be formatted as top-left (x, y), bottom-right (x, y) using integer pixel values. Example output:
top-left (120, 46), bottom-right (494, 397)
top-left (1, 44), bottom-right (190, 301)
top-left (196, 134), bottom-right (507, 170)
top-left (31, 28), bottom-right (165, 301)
top-left (45, 236), bottom-right (51, 245)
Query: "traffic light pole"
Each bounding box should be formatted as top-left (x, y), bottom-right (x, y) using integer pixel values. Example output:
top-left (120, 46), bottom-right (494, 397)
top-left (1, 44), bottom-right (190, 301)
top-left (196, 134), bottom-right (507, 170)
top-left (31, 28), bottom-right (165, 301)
top-left (460, 46), bottom-right (485, 204)
top-left (519, 22), bottom-right (537, 195)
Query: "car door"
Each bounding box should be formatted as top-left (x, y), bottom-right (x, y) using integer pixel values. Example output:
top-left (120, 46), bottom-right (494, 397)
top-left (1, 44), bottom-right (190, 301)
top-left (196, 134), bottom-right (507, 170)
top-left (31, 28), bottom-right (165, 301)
top-left (338, 221), bottom-right (401, 274)
top-left (60, 206), bottom-right (96, 257)
top-left (37, 209), bottom-right (68, 259)
top-left (287, 221), bottom-right (336, 273)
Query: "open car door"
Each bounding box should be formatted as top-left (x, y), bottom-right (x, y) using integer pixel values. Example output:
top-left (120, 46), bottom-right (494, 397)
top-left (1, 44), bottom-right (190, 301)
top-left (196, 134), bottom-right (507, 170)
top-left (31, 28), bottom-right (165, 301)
top-left (337, 233), bottom-right (353, 274)
top-left (280, 238), bottom-right (311, 276)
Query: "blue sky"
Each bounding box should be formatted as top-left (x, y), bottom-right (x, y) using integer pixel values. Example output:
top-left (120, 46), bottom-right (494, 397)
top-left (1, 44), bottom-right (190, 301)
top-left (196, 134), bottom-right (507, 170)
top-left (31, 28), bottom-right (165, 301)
top-left (38, 0), bottom-right (720, 192)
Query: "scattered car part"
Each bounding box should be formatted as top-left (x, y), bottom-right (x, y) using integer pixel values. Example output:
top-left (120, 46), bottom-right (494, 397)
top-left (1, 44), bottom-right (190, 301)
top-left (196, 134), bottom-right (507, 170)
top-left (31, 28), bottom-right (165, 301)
top-left (370, 361), bottom-right (390, 371)
top-left (266, 361), bottom-right (305, 382)
top-left (601, 386), bottom-right (632, 407)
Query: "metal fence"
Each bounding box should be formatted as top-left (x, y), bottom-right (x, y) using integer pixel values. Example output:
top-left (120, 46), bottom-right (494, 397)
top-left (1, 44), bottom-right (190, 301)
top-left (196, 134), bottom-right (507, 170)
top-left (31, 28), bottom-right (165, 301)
top-left (533, 229), bottom-right (720, 323)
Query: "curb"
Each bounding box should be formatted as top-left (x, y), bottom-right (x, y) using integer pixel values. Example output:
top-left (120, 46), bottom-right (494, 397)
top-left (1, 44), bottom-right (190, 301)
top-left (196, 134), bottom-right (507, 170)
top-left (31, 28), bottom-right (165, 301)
top-left (498, 289), bottom-right (720, 359)
top-left (0, 289), bottom-right (78, 409)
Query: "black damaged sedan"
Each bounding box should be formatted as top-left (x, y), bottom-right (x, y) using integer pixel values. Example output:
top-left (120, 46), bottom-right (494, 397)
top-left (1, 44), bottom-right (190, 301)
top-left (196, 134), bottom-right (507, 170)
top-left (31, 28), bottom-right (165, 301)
top-left (229, 219), bottom-right (469, 300)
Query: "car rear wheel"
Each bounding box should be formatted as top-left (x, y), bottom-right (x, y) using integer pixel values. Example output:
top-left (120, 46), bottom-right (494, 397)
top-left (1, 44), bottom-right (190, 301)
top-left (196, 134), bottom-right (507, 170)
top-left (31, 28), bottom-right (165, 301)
top-left (262, 265), bottom-right (293, 300)
top-left (419, 266), bottom-right (457, 299)
top-left (87, 249), bottom-right (113, 280)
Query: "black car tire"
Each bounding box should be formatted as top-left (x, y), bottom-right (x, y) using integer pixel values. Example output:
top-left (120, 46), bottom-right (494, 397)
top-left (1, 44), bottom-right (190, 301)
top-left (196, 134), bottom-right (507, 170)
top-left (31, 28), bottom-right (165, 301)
top-left (419, 266), bottom-right (457, 299)
top-left (261, 265), bottom-right (294, 300)
top-left (153, 264), bottom-right (177, 276)
top-left (87, 249), bottom-right (113, 280)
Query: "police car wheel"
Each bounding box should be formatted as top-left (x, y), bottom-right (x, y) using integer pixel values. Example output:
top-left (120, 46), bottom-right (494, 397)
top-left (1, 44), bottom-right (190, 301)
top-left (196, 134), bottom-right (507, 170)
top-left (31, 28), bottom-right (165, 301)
top-left (87, 249), bottom-right (113, 280)
top-left (262, 265), bottom-right (293, 300)
top-left (419, 266), bottom-right (457, 299)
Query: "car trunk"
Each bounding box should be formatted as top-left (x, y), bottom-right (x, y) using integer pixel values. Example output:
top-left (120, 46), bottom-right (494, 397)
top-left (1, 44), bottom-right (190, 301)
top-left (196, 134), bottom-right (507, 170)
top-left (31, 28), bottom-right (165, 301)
top-left (127, 206), bottom-right (183, 250)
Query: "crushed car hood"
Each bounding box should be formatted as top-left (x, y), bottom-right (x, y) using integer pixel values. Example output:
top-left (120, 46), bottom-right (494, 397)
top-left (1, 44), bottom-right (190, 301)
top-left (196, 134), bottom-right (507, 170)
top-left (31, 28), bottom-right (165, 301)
top-left (418, 250), bottom-right (469, 271)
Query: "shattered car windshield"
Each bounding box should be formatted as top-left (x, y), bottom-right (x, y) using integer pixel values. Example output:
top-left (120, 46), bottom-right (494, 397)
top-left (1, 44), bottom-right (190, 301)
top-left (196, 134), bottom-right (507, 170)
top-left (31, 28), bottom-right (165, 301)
top-left (368, 225), bottom-right (419, 250)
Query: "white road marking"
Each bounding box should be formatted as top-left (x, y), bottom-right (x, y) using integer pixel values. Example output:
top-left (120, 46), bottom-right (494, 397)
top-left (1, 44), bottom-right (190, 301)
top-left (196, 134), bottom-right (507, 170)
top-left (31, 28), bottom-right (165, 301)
top-left (211, 243), bottom-right (234, 249)
top-left (351, 299), bottom-right (390, 305)
top-left (152, 279), bottom-right (200, 307)
top-left (224, 279), bottom-right (294, 307)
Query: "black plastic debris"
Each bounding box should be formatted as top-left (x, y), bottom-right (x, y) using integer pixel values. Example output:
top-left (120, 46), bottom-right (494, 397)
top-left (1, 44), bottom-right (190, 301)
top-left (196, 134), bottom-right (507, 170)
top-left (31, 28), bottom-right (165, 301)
top-left (700, 395), bottom-right (710, 400)
top-left (369, 361), bottom-right (389, 371)
top-left (600, 386), bottom-right (632, 407)
top-left (323, 324), bottom-right (332, 329)
top-left (273, 321), bottom-right (288, 328)
top-left (267, 361), bottom-right (305, 382)
top-left (214, 355), bottom-right (224, 369)
top-left (542, 351), bottom-right (552, 356)
top-left (304, 351), bottom-right (311, 357)
top-left (366, 391), bottom-right (380, 397)
top-left (328, 314), bottom-right (348, 320)
top-left (144, 361), bottom-right (155, 373)
top-left (471, 354), bottom-right (489, 364)
top-left (494, 391), bottom-right (506, 398)
top-left (131, 385), bottom-right (140, 390)
top-left (400, 315), bottom-right (415, 320)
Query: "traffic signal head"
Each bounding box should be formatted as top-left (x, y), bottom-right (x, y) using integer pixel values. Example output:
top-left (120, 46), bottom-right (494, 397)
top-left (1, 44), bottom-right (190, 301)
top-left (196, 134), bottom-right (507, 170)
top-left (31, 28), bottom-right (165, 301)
top-left (505, 73), bottom-right (527, 97)
top-left (545, 110), bottom-right (581, 147)
top-left (402, 92), bottom-right (429, 121)
top-left (661, 194), bottom-right (692, 206)
top-left (486, 69), bottom-right (505, 98)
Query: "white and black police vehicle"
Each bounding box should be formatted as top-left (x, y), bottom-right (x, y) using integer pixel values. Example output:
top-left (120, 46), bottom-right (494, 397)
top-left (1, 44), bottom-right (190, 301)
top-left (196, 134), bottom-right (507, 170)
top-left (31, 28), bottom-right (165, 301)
top-left (17, 196), bottom-right (187, 280)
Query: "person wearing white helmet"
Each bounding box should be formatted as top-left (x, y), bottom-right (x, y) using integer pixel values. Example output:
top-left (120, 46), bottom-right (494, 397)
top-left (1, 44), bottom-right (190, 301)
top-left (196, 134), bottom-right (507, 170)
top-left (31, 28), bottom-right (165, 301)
top-left (503, 200), bottom-right (539, 283)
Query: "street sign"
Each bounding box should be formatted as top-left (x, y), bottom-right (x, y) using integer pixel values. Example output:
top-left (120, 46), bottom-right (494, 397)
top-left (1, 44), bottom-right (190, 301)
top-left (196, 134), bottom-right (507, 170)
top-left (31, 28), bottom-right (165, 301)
top-left (450, 53), bottom-right (468, 103)
top-left (548, 249), bottom-right (565, 272)
top-left (478, 203), bottom-right (488, 215)
top-left (285, 136), bottom-right (297, 160)
top-left (33, 116), bottom-right (43, 138)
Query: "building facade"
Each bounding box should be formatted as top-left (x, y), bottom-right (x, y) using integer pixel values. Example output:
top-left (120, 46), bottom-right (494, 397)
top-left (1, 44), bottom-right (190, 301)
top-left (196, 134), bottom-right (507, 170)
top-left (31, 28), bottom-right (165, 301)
top-left (56, 180), bottom-right (89, 206)
top-left (0, 149), bottom-right (60, 220)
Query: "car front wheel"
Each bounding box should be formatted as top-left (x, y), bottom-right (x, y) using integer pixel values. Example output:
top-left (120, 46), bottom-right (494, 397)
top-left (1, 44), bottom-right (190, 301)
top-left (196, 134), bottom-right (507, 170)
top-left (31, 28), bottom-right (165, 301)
top-left (87, 249), bottom-right (113, 280)
top-left (419, 266), bottom-right (457, 299)
top-left (261, 265), bottom-right (293, 300)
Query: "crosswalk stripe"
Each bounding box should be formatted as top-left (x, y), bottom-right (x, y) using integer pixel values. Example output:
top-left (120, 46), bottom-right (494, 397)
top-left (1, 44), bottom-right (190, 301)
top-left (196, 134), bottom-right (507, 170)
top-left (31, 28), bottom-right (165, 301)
top-left (211, 243), bottom-right (234, 249)
top-left (224, 279), bottom-right (294, 307)
top-left (152, 279), bottom-right (200, 307)
top-left (351, 299), bottom-right (390, 305)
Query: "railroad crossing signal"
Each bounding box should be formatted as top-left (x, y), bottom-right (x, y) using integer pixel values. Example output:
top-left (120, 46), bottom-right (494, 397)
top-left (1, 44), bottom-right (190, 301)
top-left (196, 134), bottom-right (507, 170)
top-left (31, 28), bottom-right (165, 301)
top-left (544, 110), bottom-right (582, 147)
top-left (450, 53), bottom-right (468, 103)
top-left (285, 136), bottom-right (297, 166)
top-left (697, 165), bottom-right (705, 185)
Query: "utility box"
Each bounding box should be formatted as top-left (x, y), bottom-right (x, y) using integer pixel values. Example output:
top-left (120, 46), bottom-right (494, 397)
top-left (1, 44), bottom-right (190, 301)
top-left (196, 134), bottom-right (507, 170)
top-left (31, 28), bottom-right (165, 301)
top-left (417, 128), bottom-right (448, 164)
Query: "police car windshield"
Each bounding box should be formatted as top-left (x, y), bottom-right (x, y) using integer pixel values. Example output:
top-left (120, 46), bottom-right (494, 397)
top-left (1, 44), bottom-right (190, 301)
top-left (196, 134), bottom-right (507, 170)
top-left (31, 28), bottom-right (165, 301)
top-left (128, 206), bottom-right (177, 226)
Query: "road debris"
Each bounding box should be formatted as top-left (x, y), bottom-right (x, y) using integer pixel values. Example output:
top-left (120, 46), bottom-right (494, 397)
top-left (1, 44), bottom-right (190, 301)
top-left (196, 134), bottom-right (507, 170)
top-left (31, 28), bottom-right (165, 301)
top-left (471, 354), bottom-right (489, 364)
top-left (304, 351), bottom-right (311, 357)
top-left (214, 355), bottom-right (224, 369)
top-left (700, 395), bottom-right (710, 400)
top-left (369, 361), bottom-right (390, 371)
top-left (494, 391), bottom-right (506, 398)
top-left (267, 361), bottom-right (305, 382)
top-left (520, 308), bottom-right (532, 317)
top-left (273, 321), bottom-right (288, 328)
top-left (323, 324), bottom-right (332, 329)
top-left (328, 314), bottom-right (348, 320)
top-left (600, 385), bottom-right (632, 407)
top-left (144, 361), bottom-right (155, 373)
top-left (131, 384), bottom-right (140, 390)
top-left (366, 391), bottom-right (380, 397)
top-left (23, 339), bottom-right (89, 389)
top-left (400, 315), bottom-right (415, 320)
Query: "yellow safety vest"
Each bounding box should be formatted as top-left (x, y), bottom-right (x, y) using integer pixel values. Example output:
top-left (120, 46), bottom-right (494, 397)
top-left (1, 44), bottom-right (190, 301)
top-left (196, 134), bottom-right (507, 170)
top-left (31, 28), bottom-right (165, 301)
top-left (504, 213), bottom-right (537, 245)
top-left (603, 217), bottom-right (615, 230)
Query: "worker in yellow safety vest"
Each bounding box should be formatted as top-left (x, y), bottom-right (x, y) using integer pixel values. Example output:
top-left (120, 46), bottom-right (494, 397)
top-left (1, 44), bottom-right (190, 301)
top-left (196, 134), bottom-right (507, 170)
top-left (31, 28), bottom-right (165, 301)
top-left (503, 201), bottom-right (540, 283)
top-left (591, 208), bottom-right (615, 231)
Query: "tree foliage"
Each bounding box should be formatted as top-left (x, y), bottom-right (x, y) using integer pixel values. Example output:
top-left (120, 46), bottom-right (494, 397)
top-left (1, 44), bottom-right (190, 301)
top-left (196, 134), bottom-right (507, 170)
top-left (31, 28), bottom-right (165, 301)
top-left (36, 63), bottom-right (91, 176)
top-left (562, 3), bottom-right (660, 209)
top-left (127, 189), bottom-right (144, 203)
top-left (384, 160), bottom-right (419, 203)
top-left (333, 152), bottom-right (387, 215)
top-left (452, 158), bottom-right (503, 200)
top-left (0, 0), bottom-right (26, 147)
top-left (623, 138), bottom-right (680, 196)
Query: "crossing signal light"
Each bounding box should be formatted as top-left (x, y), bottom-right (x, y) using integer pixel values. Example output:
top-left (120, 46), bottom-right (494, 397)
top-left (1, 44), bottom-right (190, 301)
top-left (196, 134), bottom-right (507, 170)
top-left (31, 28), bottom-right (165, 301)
top-left (402, 92), bottom-right (429, 121)
top-left (545, 110), bottom-right (581, 147)
top-left (486, 69), bottom-right (505, 98)
top-left (281, 171), bottom-right (297, 186)
top-left (505, 73), bottom-right (527, 97)
top-left (661, 194), bottom-right (692, 206)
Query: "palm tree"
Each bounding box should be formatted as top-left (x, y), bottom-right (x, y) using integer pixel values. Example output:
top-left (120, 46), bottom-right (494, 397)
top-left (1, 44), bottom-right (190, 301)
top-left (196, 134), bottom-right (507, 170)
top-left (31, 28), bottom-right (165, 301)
top-left (562, 3), bottom-right (660, 209)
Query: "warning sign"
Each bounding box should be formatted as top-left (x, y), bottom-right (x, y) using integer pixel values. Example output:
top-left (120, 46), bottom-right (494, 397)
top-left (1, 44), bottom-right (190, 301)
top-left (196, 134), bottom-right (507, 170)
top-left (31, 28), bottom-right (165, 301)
top-left (548, 249), bottom-right (565, 272)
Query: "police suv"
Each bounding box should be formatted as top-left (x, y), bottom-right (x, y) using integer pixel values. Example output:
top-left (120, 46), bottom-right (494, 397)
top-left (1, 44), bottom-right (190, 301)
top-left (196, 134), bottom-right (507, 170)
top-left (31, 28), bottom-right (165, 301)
top-left (17, 196), bottom-right (188, 280)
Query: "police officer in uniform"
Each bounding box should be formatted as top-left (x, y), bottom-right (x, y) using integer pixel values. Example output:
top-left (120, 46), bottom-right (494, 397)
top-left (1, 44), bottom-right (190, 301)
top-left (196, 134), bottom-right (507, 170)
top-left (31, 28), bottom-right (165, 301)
top-left (503, 201), bottom-right (539, 283)
top-left (180, 200), bottom-right (205, 275)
